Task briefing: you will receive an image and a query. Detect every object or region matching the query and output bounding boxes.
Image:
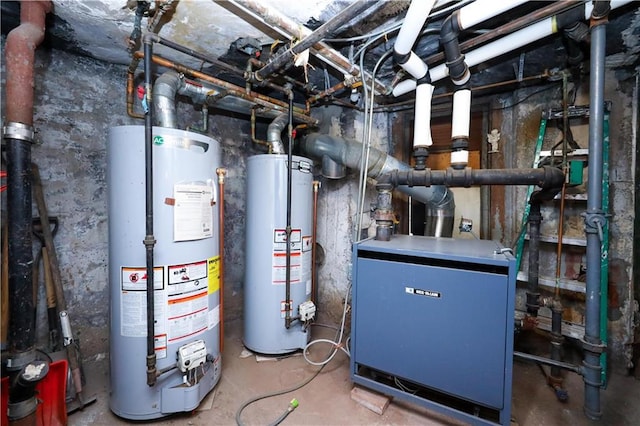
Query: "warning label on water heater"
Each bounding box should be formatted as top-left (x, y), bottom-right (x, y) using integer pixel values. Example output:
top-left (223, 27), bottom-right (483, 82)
top-left (120, 266), bottom-right (168, 358)
top-left (272, 229), bottom-right (302, 285)
top-left (167, 260), bottom-right (210, 343)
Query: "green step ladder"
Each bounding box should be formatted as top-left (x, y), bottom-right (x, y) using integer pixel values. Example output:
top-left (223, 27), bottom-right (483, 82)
top-left (514, 102), bottom-right (610, 387)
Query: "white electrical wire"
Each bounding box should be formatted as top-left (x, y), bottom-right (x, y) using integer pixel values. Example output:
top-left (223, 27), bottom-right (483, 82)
top-left (303, 284), bottom-right (352, 366)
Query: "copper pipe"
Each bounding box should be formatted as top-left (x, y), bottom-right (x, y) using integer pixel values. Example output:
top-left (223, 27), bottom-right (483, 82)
top-left (307, 80), bottom-right (363, 106)
top-left (555, 179), bottom-right (567, 300)
top-left (250, 109), bottom-right (271, 150)
top-left (311, 181), bottom-right (320, 305)
top-left (131, 52), bottom-right (317, 126)
top-left (216, 168), bottom-right (227, 353)
top-left (126, 66), bottom-right (145, 119)
top-left (5, 0), bottom-right (52, 125)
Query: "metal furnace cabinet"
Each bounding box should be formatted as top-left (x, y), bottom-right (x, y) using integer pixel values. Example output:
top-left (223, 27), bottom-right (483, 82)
top-left (351, 235), bottom-right (516, 425)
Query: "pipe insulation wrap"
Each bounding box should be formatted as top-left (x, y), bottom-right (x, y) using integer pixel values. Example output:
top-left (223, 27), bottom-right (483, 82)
top-left (392, 0), bottom-right (633, 97)
top-left (394, 0), bottom-right (437, 55)
top-left (401, 52), bottom-right (430, 80)
top-left (450, 150), bottom-right (469, 166)
top-left (414, 83), bottom-right (435, 148)
top-left (457, 0), bottom-right (529, 30)
top-left (451, 89), bottom-right (471, 138)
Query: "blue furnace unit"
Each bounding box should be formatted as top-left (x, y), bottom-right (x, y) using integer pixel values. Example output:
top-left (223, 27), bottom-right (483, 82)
top-left (351, 235), bottom-right (516, 425)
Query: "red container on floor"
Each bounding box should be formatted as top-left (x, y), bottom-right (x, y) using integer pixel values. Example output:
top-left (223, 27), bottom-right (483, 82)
top-left (1, 359), bottom-right (68, 426)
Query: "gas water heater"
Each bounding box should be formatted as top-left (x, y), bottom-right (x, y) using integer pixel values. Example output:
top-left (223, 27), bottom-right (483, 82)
top-left (243, 154), bottom-right (316, 354)
top-left (108, 126), bottom-right (222, 420)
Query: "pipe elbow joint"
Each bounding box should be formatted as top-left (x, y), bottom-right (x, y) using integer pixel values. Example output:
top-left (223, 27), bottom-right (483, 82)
top-left (446, 56), bottom-right (470, 86)
top-left (591, 1), bottom-right (611, 21)
top-left (393, 50), bottom-right (411, 66)
top-left (142, 31), bottom-right (159, 45)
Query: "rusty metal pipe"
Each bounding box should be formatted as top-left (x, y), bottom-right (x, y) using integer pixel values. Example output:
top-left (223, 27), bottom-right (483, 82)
top-left (126, 64), bottom-right (145, 119)
top-left (131, 52), bottom-right (317, 125)
top-left (228, 0), bottom-right (389, 95)
top-left (4, 2), bottom-right (52, 421)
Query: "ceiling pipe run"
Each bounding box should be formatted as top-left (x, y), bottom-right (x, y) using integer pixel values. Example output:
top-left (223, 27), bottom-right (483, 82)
top-left (393, 0), bottom-right (634, 97)
top-left (3, 0), bottom-right (52, 422)
top-left (300, 133), bottom-right (455, 237)
top-left (393, 0), bottom-right (437, 168)
top-left (249, 0), bottom-right (373, 82)
top-left (226, 0), bottom-right (389, 95)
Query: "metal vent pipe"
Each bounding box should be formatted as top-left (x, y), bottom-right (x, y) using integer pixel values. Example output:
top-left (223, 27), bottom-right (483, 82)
top-left (301, 133), bottom-right (455, 236)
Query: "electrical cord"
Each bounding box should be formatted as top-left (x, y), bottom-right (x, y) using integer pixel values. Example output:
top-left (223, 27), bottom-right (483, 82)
top-left (235, 307), bottom-right (350, 425)
top-left (303, 283), bottom-right (352, 366)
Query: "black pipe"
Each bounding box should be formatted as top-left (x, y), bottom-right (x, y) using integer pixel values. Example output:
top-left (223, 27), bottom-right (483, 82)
top-left (284, 86), bottom-right (294, 329)
top-left (377, 166), bottom-right (565, 190)
top-left (5, 126), bottom-right (36, 354)
top-left (550, 300), bottom-right (565, 381)
top-left (526, 202), bottom-right (542, 316)
top-left (514, 351), bottom-right (582, 375)
top-left (440, 12), bottom-right (469, 85)
top-left (142, 36), bottom-right (157, 386)
top-left (254, 0), bottom-right (372, 82)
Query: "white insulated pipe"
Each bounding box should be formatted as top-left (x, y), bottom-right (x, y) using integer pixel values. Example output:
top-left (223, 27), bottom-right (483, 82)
top-left (457, 0), bottom-right (529, 30)
top-left (395, 0), bottom-right (437, 55)
top-left (414, 83), bottom-right (435, 149)
top-left (402, 52), bottom-right (430, 80)
top-left (393, 0), bottom-right (634, 97)
top-left (451, 89), bottom-right (471, 139)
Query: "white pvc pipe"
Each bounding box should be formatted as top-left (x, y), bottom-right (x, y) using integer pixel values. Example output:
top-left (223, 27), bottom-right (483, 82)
top-left (402, 52), bottom-right (429, 80)
top-left (394, 0), bottom-right (438, 55)
top-left (458, 0), bottom-right (529, 30)
top-left (392, 0), bottom-right (633, 97)
top-left (414, 83), bottom-right (435, 148)
top-left (451, 89), bottom-right (472, 138)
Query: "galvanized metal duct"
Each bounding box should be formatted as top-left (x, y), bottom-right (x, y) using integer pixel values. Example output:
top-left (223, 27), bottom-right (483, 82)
top-left (153, 70), bottom-right (213, 128)
top-left (300, 133), bottom-right (455, 236)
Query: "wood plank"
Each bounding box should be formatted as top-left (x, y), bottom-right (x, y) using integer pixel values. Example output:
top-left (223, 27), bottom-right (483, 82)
top-left (350, 385), bottom-right (390, 415)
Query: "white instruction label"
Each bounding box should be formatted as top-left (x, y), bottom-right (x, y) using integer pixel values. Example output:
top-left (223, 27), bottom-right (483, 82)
top-left (167, 260), bottom-right (210, 343)
top-left (174, 183), bottom-right (214, 241)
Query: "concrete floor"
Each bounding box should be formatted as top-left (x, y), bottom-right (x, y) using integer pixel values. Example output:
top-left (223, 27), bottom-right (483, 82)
top-left (70, 319), bottom-right (640, 426)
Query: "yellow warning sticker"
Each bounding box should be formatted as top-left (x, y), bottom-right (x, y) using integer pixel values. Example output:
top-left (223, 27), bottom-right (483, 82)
top-left (208, 256), bottom-right (220, 294)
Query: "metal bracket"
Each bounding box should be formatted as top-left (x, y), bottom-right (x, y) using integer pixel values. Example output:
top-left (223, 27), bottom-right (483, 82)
top-left (581, 209), bottom-right (608, 237)
top-left (581, 338), bottom-right (607, 354)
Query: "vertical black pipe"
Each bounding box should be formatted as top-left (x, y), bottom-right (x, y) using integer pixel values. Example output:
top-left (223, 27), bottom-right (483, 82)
top-left (526, 202), bottom-right (542, 316)
top-left (583, 15), bottom-right (607, 420)
top-left (5, 132), bottom-right (35, 353)
top-left (284, 88), bottom-right (294, 329)
top-left (143, 36), bottom-right (157, 386)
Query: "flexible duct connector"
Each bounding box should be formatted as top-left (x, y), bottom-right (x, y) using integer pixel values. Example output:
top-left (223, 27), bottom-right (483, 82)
top-left (267, 112), bottom-right (288, 154)
top-left (300, 133), bottom-right (455, 218)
